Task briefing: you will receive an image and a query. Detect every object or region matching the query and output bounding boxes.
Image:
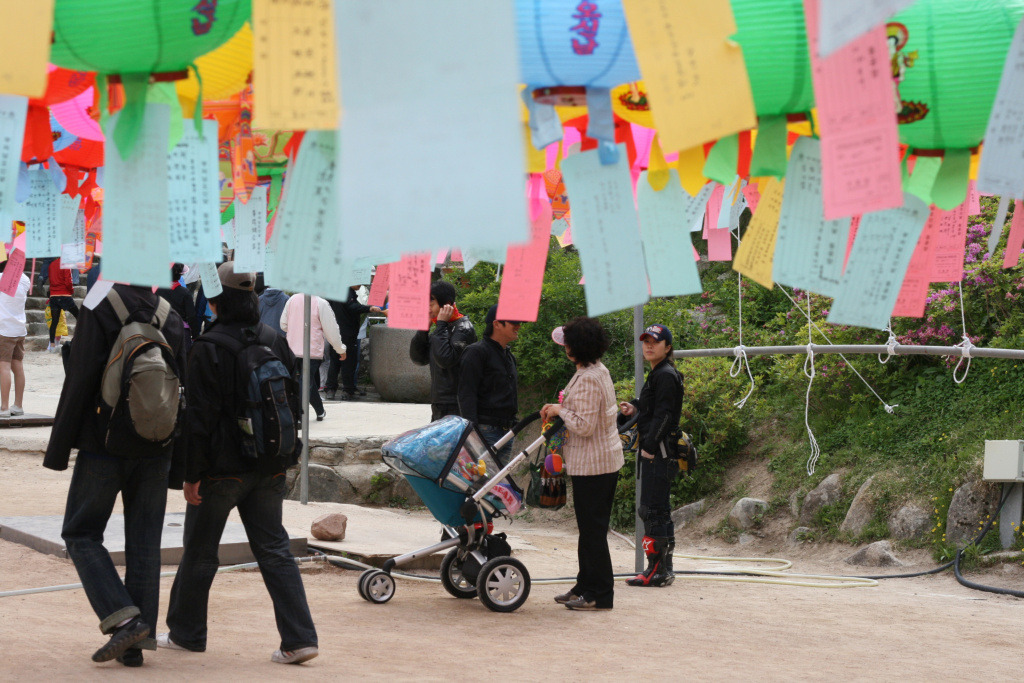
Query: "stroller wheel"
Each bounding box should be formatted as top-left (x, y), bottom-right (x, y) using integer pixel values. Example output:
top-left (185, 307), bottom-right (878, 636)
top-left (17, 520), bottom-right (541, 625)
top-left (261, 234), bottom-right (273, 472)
top-left (363, 570), bottom-right (396, 604)
top-left (440, 549), bottom-right (478, 599)
top-left (475, 557), bottom-right (531, 613)
top-left (357, 568), bottom-right (375, 600)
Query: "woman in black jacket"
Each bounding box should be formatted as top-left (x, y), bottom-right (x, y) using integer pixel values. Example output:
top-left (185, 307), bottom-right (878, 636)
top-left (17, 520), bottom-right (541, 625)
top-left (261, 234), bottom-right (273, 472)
top-left (618, 324), bottom-right (683, 587)
top-left (156, 264), bottom-right (201, 343)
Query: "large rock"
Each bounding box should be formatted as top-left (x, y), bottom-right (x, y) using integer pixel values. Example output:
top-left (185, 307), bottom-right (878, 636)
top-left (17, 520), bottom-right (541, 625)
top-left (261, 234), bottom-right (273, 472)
top-left (728, 498), bottom-right (768, 530)
top-left (946, 481), bottom-right (1000, 545)
top-left (844, 540), bottom-right (904, 567)
top-left (368, 325), bottom-right (431, 403)
top-left (311, 513), bottom-right (348, 541)
top-left (890, 504), bottom-right (931, 541)
top-left (286, 464), bottom-right (354, 503)
top-left (671, 499), bottom-right (706, 529)
top-left (799, 473), bottom-right (844, 525)
top-left (840, 476), bottom-right (876, 536)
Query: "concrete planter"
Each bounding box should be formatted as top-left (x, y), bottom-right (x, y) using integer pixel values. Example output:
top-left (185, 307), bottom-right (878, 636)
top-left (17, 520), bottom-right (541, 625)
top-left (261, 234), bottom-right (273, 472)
top-left (368, 325), bottom-right (431, 403)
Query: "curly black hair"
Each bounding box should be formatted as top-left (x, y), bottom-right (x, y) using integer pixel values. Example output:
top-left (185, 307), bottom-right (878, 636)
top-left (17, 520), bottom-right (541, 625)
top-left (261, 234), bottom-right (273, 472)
top-left (561, 316), bottom-right (610, 367)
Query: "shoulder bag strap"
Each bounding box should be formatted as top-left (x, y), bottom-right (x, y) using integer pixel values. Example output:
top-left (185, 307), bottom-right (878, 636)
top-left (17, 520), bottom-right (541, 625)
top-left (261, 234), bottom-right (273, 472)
top-left (105, 288), bottom-right (131, 325)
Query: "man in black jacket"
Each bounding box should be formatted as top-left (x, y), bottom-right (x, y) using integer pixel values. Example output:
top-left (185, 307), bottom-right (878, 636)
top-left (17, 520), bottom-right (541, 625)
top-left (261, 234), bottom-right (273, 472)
top-left (409, 280), bottom-right (477, 420)
top-left (46, 284), bottom-right (188, 667)
top-left (618, 324), bottom-right (684, 588)
top-left (158, 262), bottom-right (318, 665)
top-left (326, 285), bottom-right (382, 400)
top-left (457, 304), bottom-right (521, 460)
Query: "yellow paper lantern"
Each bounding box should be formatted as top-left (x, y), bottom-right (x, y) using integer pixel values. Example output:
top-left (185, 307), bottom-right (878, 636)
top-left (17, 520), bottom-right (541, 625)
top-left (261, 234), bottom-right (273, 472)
top-left (177, 22), bottom-right (253, 110)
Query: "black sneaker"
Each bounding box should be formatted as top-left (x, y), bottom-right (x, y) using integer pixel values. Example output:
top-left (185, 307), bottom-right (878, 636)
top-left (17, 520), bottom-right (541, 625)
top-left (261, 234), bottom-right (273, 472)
top-left (117, 648), bottom-right (144, 667)
top-left (92, 617), bottom-right (151, 663)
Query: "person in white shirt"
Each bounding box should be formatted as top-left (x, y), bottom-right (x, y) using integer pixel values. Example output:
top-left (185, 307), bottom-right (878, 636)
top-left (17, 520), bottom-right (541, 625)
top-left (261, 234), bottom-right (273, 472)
top-left (279, 294), bottom-right (345, 421)
top-left (0, 259), bottom-right (31, 418)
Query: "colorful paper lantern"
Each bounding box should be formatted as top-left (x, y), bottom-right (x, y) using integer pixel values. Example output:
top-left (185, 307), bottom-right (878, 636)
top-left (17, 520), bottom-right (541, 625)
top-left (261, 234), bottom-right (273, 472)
top-left (890, 0), bottom-right (1024, 151)
top-left (51, 0), bottom-right (250, 76)
top-left (732, 0), bottom-right (815, 118)
top-left (517, 0), bottom-right (640, 87)
top-left (177, 22), bottom-right (254, 110)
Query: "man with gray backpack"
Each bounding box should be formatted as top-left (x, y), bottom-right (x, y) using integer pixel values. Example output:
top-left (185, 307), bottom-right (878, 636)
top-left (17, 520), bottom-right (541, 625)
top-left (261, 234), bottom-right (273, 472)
top-left (158, 262), bottom-right (318, 665)
top-left (45, 283), bottom-right (188, 667)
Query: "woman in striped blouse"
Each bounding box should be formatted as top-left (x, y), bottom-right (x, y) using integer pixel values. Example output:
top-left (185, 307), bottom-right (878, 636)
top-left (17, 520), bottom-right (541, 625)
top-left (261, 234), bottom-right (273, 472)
top-left (540, 317), bottom-right (624, 611)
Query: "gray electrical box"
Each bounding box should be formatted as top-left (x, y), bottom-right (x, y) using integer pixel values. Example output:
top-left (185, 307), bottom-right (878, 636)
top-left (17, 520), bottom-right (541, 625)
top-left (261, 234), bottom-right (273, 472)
top-left (983, 440), bottom-right (1024, 482)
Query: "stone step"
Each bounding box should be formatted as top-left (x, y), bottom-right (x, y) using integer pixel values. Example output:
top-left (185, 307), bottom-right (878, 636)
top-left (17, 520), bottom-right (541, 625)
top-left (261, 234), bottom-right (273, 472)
top-left (28, 320), bottom-right (76, 336)
top-left (25, 296), bottom-right (85, 311)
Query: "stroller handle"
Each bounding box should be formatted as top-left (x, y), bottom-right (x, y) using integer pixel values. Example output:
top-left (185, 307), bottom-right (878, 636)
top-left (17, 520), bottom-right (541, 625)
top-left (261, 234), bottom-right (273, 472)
top-left (511, 412), bottom-right (565, 440)
top-left (511, 411), bottom-right (541, 435)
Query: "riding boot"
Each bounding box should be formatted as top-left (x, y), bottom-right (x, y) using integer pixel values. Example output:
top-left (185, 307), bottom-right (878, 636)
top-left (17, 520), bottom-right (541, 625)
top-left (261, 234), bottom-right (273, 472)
top-left (626, 536), bottom-right (672, 587)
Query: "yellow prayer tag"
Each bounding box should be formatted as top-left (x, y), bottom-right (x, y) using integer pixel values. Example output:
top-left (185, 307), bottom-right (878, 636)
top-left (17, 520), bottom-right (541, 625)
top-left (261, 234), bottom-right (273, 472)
top-left (252, 0), bottom-right (341, 130)
top-left (0, 0), bottom-right (54, 98)
top-left (733, 177), bottom-right (785, 289)
top-left (621, 0), bottom-right (756, 153)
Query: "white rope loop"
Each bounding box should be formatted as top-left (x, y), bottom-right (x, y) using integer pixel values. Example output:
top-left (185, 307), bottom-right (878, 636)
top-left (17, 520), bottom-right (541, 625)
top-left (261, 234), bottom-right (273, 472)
top-left (953, 282), bottom-right (973, 384)
top-left (730, 345), bottom-right (755, 409)
top-left (953, 335), bottom-right (974, 384)
top-left (803, 344), bottom-right (821, 476)
top-left (730, 272), bottom-right (756, 409)
top-left (878, 320), bottom-right (898, 364)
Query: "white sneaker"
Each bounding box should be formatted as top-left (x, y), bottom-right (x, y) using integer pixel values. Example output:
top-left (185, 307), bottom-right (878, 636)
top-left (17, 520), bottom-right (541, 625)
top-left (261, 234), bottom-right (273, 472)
top-left (10, 406), bottom-right (23, 416)
top-left (271, 647), bottom-right (318, 664)
top-left (0, 409), bottom-right (9, 418)
top-left (156, 633), bottom-right (189, 651)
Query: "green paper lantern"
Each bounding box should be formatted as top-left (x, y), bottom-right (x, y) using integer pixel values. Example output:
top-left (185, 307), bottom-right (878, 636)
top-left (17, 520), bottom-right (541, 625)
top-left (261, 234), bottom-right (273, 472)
top-left (732, 0), bottom-right (815, 118)
top-left (892, 0), bottom-right (1024, 151)
top-left (51, 0), bottom-right (251, 76)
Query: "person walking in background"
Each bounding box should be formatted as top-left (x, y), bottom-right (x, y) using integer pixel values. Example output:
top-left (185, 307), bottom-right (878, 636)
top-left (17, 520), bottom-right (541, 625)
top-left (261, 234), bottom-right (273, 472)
top-left (541, 318), bottom-right (624, 611)
top-left (157, 264), bottom-right (200, 345)
top-left (618, 324), bottom-right (684, 588)
top-left (257, 277), bottom-right (289, 335)
top-left (409, 280), bottom-right (476, 420)
top-left (159, 262), bottom-right (318, 666)
top-left (457, 304), bottom-right (521, 461)
top-left (47, 257), bottom-right (79, 353)
top-left (280, 292), bottom-right (345, 421)
top-left (326, 285), bottom-right (383, 400)
top-left (45, 283), bottom-right (188, 667)
top-left (0, 258), bottom-right (31, 418)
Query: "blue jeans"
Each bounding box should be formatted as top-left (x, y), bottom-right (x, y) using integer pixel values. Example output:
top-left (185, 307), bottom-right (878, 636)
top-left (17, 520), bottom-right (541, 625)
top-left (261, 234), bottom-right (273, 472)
top-left (477, 423), bottom-right (513, 464)
top-left (165, 470), bottom-right (317, 652)
top-left (61, 450), bottom-right (171, 647)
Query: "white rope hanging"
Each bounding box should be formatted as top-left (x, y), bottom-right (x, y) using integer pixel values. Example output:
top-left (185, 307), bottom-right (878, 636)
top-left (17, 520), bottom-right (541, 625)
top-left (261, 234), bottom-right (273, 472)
top-left (878, 319), bottom-right (898, 364)
top-left (777, 286), bottom-right (897, 414)
top-left (803, 295), bottom-right (821, 476)
top-left (953, 281), bottom-right (974, 384)
top-left (730, 272), bottom-right (756, 408)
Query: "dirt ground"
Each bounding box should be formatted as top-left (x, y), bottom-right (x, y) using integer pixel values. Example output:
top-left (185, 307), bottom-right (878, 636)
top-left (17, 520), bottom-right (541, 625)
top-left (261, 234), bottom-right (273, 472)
top-left (2, 449), bottom-right (1024, 681)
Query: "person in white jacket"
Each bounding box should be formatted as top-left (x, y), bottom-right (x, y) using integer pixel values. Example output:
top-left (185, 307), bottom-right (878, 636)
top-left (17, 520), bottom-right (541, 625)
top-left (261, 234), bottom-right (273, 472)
top-left (280, 294), bottom-right (345, 421)
top-left (0, 260), bottom-right (31, 418)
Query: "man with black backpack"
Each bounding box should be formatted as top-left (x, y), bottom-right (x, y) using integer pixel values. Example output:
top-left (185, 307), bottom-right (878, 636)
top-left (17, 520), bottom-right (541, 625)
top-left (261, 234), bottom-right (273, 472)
top-left (158, 262), bottom-right (318, 666)
top-left (45, 283), bottom-right (188, 667)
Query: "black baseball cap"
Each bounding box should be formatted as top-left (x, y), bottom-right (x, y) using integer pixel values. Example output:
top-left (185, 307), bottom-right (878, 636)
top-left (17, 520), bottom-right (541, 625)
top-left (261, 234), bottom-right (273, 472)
top-left (639, 324), bottom-right (672, 346)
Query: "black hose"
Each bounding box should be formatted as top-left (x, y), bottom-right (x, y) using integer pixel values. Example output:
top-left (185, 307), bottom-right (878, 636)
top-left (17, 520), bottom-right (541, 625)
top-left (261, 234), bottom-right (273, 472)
top-left (853, 486), bottom-right (1016, 586)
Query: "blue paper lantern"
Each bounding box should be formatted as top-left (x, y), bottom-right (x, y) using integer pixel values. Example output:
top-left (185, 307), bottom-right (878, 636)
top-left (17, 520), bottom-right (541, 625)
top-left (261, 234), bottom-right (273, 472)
top-left (517, 0), bottom-right (640, 87)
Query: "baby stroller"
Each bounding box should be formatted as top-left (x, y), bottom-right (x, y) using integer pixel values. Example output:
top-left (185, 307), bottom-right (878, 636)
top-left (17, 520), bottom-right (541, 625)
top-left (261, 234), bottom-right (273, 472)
top-left (356, 413), bottom-right (561, 612)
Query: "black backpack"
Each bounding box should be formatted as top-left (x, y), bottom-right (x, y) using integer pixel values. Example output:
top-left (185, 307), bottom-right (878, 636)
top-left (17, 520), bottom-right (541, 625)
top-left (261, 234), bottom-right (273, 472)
top-left (200, 324), bottom-right (302, 473)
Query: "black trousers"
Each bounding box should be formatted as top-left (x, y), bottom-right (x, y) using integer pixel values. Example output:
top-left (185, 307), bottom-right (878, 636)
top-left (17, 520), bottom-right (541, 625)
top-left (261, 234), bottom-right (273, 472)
top-left (570, 470), bottom-right (620, 608)
top-left (325, 335), bottom-right (359, 393)
top-left (638, 455), bottom-right (675, 538)
top-left (49, 295), bottom-right (79, 343)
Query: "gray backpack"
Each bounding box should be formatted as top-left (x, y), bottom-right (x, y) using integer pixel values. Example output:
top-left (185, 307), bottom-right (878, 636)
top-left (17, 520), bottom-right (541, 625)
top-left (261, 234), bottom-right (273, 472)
top-left (98, 289), bottom-right (182, 457)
